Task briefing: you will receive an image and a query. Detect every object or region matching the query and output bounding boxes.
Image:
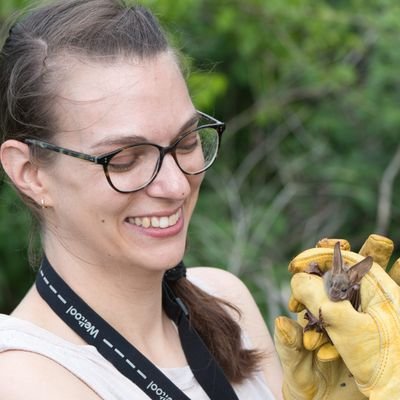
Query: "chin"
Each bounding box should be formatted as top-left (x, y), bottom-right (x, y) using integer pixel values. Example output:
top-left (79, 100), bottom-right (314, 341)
top-left (138, 245), bottom-right (186, 271)
top-left (161, 251), bottom-right (186, 270)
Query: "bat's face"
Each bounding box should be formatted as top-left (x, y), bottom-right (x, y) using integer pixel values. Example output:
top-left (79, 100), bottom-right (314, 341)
top-left (327, 275), bottom-right (350, 301)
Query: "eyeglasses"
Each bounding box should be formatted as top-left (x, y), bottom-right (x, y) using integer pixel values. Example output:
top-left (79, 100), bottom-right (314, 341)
top-left (24, 111), bottom-right (225, 193)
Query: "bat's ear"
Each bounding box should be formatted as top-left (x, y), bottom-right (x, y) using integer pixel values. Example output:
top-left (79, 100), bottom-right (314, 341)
top-left (332, 241), bottom-right (345, 274)
top-left (348, 256), bottom-right (373, 284)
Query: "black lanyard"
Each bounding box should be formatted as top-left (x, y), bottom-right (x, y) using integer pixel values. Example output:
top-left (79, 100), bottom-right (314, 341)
top-left (36, 256), bottom-right (239, 400)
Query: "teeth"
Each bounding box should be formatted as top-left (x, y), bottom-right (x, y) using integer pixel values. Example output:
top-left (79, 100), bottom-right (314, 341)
top-left (134, 217), bottom-right (142, 226)
top-left (151, 217), bottom-right (159, 228)
top-left (159, 216), bottom-right (169, 228)
top-left (142, 217), bottom-right (150, 228)
top-left (128, 209), bottom-right (181, 229)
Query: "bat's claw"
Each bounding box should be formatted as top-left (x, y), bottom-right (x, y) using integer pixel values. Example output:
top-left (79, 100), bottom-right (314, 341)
top-left (304, 308), bottom-right (327, 333)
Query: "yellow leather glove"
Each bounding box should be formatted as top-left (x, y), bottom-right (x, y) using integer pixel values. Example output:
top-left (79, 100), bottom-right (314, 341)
top-left (275, 234), bottom-right (400, 400)
top-left (275, 315), bottom-right (365, 399)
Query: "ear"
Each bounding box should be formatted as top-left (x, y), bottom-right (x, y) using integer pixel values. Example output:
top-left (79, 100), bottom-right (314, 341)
top-left (332, 241), bottom-right (345, 274)
top-left (348, 256), bottom-right (373, 284)
top-left (0, 139), bottom-right (49, 206)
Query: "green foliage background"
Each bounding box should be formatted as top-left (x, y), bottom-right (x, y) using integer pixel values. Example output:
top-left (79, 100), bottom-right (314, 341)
top-left (1, 0), bottom-right (400, 328)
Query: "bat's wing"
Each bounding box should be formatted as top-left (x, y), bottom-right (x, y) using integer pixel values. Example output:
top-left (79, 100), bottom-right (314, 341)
top-left (348, 286), bottom-right (361, 310)
top-left (308, 262), bottom-right (324, 276)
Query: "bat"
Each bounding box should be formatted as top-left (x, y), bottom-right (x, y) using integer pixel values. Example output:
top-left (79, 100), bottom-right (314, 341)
top-left (323, 241), bottom-right (373, 309)
top-left (304, 242), bottom-right (373, 332)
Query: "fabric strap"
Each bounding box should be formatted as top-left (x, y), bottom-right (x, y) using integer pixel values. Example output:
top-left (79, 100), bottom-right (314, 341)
top-left (36, 256), bottom-right (239, 400)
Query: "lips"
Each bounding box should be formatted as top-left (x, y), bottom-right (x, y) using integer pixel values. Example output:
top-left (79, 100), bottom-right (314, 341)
top-left (126, 209), bottom-right (181, 229)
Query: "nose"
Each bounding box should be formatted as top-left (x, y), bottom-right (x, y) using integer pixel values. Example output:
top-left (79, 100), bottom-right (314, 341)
top-left (146, 153), bottom-right (190, 199)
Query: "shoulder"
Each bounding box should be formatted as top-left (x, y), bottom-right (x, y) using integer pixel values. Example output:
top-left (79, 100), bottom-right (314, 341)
top-left (187, 267), bottom-right (262, 333)
top-left (188, 267), bottom-right (284, 400)
top-left (188, 267), bottom-right (272, 330)
top-left (187, 266), bottom-right (250, 302)
top-left (187, 266), bottom-right (267, 338)
top-left (0, 350), bottom-right (101, 399)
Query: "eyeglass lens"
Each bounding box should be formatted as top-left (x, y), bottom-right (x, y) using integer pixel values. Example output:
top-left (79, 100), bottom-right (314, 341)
top-left (107, 127), bottom-right (219, 192)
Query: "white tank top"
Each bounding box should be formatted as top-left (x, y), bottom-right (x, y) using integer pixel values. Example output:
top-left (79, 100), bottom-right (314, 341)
top-left (0, 314), bottom-right (275, 399)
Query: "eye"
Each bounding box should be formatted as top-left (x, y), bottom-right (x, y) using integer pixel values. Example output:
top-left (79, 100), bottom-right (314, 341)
top-left (176, 132), bottom-right (199, 153)
top-left (107, 146), bottom-right (148, 172)
top-left (108, 155), bottom-right (138, 172)
top-left (341, 287), bottom-right (347, 293)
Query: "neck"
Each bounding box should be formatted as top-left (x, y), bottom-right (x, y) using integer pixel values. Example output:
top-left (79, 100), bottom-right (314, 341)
top-left (44, 246), bottom-right (168, 341)
top-left (13, 244), bottom-right (188, 368)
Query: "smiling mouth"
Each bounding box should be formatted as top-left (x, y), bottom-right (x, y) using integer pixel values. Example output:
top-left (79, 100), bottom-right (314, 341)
top-left (126, 209), bottom-right (181, 229)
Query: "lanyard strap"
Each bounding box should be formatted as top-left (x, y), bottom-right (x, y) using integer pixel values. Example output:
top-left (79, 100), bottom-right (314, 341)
top-left (162, 282), bottom-right (239, 400)
top-left (36, 257), bottom-right (239, 400)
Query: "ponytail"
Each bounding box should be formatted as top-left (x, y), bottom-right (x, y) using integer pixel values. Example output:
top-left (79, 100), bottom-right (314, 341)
top-left (168, 275), bottom-right (264, 384)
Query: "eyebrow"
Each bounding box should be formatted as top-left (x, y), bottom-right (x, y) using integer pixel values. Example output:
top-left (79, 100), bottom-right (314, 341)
top-left (90, 111), bottom-right (199, 152)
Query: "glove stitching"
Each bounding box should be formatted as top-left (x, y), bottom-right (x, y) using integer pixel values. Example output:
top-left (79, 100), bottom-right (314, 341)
top-left (359, 263), bottom-right (400, 394)
top-left (361, 303), bottom-right (400, 396)
top-left (361, 307), bottom-right (388, 392)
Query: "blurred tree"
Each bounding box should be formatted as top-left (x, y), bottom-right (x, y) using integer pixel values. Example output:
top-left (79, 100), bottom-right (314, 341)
top-left (1, 0), bottom-right (400, 328)
top-left (0, 0), bottom-right (30, 18)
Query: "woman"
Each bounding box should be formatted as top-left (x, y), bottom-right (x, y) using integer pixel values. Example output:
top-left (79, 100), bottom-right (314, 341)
top-left (0, 0), bottom-right (283, 398)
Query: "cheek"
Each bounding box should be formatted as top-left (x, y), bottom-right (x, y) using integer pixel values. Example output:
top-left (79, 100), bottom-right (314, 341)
top-left (187, 173), bottom-right (204, 203)
top-left (44, 161), bottom-right (126, 226)
top-left (183, 175), bottom-right (203, 224)
top-left (189, 172), bottom-right (204, 191)
top-left (45, 158), bottom-right (110, 199)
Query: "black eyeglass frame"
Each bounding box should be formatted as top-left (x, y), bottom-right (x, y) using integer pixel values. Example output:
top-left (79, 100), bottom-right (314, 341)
top-left (24, 111), bottom-right (225, 193)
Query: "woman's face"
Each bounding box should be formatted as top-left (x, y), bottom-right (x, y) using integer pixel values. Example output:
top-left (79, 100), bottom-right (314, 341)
top-left (42, 52), bottom-right (203, 272)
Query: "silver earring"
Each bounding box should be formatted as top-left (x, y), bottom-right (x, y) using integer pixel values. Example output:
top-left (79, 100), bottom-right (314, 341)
top-left (40, 199), bottom-right (47, 209)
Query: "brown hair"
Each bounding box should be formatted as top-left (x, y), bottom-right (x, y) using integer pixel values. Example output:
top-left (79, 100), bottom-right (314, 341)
top-left (0, 0), bottom-right (263, 383)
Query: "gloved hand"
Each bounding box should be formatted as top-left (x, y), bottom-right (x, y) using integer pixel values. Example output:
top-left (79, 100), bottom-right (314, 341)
top-left (275, 315), bottom-right (366, 399)
top-left (275, 234), bottom-right (400, 400)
